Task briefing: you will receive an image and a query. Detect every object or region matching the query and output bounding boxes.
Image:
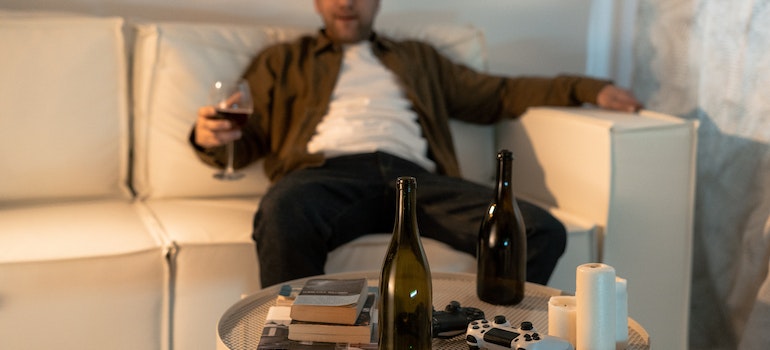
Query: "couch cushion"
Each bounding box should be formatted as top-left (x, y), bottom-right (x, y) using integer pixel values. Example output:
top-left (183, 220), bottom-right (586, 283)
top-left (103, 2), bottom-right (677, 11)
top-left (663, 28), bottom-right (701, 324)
top-left (131, 21), bottom-right (491, 199)
top-left (144, 197), bottom-right (260, 245)
top-left (0, 248), bottom-right (166, 350)
top-left (0, 11), bottom-right (131, 204)
top-left (0, 199), bottom-right (166, 349)
top-left (0, 200), bottom-right (164, 263)
top-left (131, 22), bottom-right (285, 199)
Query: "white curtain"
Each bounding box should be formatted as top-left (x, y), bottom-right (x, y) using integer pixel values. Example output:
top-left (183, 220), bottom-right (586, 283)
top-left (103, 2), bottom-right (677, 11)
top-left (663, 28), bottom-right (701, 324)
top-left (631, 1), bottom-right (770, 349)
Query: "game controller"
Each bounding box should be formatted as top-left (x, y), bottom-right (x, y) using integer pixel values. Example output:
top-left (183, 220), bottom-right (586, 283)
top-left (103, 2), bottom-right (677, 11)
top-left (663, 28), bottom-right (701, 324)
top-left (432, 301), bottom-right (486, 338)
top-left (465, 316), bottom-right (574, 350)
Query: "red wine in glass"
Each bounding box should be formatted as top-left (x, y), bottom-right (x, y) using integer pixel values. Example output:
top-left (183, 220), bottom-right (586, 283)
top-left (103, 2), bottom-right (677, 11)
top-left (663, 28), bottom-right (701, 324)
top-left (212, 108), bottom-right (250, 128)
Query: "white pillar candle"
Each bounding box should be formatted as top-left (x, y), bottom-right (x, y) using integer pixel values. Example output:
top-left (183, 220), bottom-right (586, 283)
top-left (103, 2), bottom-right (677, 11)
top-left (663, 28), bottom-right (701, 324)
top-left (576, 263), bottom-right (616, 350)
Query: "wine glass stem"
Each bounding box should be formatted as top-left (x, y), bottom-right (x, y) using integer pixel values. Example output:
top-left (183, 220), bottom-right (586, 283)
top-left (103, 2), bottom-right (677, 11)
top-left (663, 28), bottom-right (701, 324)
top-left (225, 141), bottom-right (236, 174)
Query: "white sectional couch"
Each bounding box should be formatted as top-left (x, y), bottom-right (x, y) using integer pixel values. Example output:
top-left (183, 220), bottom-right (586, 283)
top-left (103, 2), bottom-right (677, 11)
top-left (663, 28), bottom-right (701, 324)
top-left (0, 10), bottom-right (698, 350)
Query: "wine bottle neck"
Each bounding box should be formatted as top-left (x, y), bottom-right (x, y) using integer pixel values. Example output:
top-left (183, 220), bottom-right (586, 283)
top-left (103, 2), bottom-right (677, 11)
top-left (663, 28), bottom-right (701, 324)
top-left (495, 157), bottom-right (514, 204)
top-left (394, 177), bottom-right (420, 242)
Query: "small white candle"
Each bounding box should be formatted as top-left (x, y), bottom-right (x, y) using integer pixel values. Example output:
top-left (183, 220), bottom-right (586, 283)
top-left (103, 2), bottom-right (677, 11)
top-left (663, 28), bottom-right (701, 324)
top-left (548, 295), bottom-right (577, 347)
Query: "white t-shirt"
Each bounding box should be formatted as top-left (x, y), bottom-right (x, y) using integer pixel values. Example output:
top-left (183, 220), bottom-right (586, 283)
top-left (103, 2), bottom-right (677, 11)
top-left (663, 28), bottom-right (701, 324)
top-left (306, 41), bottom-right (436, 172)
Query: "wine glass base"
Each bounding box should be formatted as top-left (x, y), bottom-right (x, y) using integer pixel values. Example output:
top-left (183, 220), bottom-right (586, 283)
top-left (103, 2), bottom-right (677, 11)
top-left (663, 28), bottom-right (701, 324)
top-left (213, 172), bottom-right (245, 181)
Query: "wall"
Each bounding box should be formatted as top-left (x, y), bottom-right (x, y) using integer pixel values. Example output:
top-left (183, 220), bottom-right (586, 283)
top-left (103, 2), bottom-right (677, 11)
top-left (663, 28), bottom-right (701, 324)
top-left (0, 0), bottom-right (594, 77)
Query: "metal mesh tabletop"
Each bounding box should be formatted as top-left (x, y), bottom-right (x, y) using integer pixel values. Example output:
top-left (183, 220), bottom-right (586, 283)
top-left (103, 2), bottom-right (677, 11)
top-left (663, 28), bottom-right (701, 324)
top-left (218, 271), bottom-right (650, 350)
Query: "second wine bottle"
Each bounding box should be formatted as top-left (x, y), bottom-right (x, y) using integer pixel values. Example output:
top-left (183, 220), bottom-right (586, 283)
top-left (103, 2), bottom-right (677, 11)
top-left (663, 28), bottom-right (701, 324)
top-left (378, 176), bottom-right (433, 350)
top-left (476, 149), bottom-right (527, 305)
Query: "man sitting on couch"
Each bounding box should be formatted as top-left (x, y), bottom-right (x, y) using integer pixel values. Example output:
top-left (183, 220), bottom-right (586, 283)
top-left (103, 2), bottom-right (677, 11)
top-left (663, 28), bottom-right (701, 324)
top-left (190, 0), bottom-right (642, 288)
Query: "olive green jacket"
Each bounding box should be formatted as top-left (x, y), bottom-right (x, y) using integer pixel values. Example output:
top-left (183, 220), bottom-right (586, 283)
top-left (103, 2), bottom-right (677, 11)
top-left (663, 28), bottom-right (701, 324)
top-left (192, 30), bottom-right (609, 182)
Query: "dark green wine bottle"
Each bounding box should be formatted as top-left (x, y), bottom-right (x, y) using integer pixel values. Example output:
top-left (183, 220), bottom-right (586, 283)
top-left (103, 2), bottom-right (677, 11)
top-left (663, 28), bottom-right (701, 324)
top-left (477, 150), bottom-right (526, 305)
top-left (379, 176), bottom-right (433, 350)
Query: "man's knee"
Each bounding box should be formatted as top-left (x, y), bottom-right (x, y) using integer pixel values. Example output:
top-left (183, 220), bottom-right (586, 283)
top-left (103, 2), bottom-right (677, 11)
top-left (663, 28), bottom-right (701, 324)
top-left (543, 218), bottom-right (567, 257)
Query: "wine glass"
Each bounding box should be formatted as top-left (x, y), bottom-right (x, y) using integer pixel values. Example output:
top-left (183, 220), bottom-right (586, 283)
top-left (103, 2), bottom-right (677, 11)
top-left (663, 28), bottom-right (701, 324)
top-left (209, 78), bottom-right (253, 180)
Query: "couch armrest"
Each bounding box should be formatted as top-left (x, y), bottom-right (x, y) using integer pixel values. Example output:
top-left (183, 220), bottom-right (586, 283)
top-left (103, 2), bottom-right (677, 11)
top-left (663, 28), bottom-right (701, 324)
top-left (497, 106), bottom-right (699, 350)
top-left (497, 107), bottom-right (615, 227)
top-left (497, 107), bottom-right (697, 231)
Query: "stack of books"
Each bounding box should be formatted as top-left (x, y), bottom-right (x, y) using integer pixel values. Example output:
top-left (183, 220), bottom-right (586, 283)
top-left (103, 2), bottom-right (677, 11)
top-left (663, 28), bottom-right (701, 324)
top-left (257, 277), bottom-right (377, 349)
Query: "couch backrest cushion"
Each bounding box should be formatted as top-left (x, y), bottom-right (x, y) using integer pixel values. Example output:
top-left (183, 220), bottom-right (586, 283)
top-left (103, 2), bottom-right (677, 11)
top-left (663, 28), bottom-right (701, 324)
top-left (131, 21), bottom-right (492, 199)
top-left (0, 11), bottom-right (131, 204)
top-left (132, 22), bottom-right (281, 199)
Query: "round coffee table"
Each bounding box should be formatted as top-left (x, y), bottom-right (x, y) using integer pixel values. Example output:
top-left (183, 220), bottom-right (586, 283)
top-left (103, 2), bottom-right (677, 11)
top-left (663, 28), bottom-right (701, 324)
top-left (217, 271), bottom-right (649, 350)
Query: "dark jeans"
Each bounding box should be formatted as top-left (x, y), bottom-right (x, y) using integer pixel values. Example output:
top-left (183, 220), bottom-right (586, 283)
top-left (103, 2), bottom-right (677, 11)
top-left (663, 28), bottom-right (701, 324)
top-left (253, 152), bottom-right (566, 287)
